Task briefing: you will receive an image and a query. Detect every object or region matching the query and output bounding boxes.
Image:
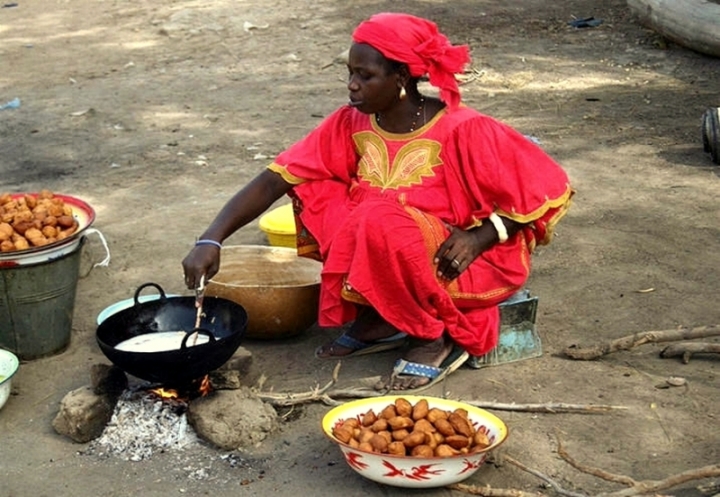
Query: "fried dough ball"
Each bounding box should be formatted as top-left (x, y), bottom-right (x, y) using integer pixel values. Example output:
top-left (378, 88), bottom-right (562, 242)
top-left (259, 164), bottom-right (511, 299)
top-left (24, 194), bottom-right (37, 209)
top-left (0, 240), bottom-right (14, 252)
top-left (42, 226), bottom-right (58, 239)
top-left (13, 236), bottom-right (29, 251)
top-left (12, 209), bottom-right (33, 224)
top-left (57, 215), bottom-right (75, 228)
top-left (0, 222), bottom-right (13, 241)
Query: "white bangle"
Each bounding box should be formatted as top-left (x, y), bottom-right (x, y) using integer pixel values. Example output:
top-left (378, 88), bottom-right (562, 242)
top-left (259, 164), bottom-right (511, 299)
top-left (488, 213), bottom-right (509, 243)
top-left (195, 239), bottom-right (223, 249)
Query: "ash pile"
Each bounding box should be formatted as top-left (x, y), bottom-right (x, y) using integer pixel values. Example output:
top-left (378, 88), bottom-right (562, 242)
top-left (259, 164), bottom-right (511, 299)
top-left (85, 388), bottom-right (198, 461)
top-left (53, 349), bottom-right (280, 461)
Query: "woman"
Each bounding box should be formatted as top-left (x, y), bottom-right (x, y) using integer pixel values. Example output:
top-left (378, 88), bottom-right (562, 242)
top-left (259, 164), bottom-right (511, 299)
top-left (182, 13), bottom-right (573, 392)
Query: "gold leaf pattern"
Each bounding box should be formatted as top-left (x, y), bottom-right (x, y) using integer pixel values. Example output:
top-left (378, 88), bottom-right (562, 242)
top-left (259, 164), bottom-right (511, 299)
top-left (353, 132), bottom-right (387, 184)
top-left (354, 132), bottom-right (443, 190)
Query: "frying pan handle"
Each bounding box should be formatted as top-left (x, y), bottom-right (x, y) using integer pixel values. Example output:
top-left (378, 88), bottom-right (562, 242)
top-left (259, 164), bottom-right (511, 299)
top-left (133, 282), bottom-right (168, 305)
top-left (180, 328), bottom-right (216, 350)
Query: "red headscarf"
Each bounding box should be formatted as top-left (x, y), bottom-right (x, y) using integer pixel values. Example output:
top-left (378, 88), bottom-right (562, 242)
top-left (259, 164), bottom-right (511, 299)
top-left (352, 13), bottom-right (471, 111)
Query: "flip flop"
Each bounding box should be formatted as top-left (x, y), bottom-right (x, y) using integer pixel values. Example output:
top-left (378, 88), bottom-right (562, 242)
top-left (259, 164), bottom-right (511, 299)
top-left (314, 331), bottom-right (407, 359)
top-left (384, 347), bottom-right (470, 394)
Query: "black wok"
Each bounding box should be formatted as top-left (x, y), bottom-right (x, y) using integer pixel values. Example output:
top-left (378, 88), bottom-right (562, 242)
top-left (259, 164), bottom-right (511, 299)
top-left (96, 282), bottom-right (247, 386)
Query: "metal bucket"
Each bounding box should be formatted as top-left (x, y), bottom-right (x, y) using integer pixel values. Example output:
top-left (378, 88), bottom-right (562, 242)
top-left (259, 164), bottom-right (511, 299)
top-left (0, 239), bottom-right (84, 360)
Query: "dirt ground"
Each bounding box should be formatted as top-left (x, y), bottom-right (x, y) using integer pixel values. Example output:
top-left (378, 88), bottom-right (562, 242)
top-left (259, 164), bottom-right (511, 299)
top-left (1, 0), bottom-right (719, 495)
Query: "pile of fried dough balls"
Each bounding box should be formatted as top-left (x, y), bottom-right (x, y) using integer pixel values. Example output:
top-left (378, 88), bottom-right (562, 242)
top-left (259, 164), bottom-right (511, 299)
top-left (0, 190), bottom-right (79, 253)
top-left (332, 398), bottom-right (492, 458)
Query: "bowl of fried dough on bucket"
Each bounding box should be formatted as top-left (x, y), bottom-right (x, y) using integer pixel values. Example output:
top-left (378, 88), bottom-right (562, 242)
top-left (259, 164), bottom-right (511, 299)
top-left (321, 395), bottom-right (508, 488)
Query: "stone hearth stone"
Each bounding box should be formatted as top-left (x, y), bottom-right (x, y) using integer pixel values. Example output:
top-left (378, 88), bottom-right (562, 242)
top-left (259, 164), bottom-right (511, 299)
top-left (187, 387), bottom-right (278, 450)
top-left (90, 364), bottom-right (128, 399)
top-left (52, 386), bottom-right (115, 443)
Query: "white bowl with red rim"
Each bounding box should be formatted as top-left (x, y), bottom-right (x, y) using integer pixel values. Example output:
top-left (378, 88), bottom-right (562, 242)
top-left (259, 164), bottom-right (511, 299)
top-left (321, 395), bottom-right (508, 488)
top-left (0, 193), bottom-right (95, 267)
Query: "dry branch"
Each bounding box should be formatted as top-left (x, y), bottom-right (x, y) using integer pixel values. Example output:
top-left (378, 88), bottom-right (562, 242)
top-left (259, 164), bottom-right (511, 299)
top-left (556, 434), bottom-right (720, 497)
top-left (660, 342), bottom-right (720, 363)
top-left (503, 454), bottom-right (586, 497)
top-left (460, 401), bottom-right (626, 414)
top-left (563, 325), bottom-right (720, 360)
top-left (447, 482), bottom-right (544, 496)
top-left (253, 364), bottom-right (626, 413)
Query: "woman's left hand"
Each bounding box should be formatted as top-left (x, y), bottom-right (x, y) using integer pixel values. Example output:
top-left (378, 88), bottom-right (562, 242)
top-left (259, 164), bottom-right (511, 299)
top-left (434, 224), bottom-right (497, 280)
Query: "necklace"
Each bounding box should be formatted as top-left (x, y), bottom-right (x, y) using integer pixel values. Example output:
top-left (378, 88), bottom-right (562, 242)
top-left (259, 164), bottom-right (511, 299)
top-left (376, 96), bottom-right (426, 132)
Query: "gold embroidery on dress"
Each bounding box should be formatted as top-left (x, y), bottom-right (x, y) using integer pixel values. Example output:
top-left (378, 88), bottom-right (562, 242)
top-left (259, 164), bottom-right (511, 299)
top-left (353, 132), bottom-right (442, 190)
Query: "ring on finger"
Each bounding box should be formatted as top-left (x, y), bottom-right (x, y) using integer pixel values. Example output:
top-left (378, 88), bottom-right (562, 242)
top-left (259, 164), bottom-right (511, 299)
top-left (451, 258), bottom-right (461, 267)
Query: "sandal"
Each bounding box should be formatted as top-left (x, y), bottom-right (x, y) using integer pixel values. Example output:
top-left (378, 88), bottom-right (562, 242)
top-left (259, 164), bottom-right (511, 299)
top-left (383, 347), bottom-right (469, 394)
top-left (314, 331), bottom-right (407, 359)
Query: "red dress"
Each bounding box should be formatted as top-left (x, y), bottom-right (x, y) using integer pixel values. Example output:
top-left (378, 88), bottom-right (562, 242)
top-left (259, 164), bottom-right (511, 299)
top-left (268, 105), bottom-right (572, 356)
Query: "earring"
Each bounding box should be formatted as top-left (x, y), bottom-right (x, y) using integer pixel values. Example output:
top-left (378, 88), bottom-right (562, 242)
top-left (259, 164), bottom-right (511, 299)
top-left (399, 86), bottom-right (407, 100)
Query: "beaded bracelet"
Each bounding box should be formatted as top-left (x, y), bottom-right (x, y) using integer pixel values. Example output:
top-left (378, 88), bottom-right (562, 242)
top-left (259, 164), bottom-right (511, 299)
top-left (195, 239), bottom-right (223, 249)
top-left (488, 213), bottom-right (509, 243)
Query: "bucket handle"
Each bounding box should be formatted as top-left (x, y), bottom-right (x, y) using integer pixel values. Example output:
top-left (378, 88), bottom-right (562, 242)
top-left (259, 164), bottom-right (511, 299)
top-left (84, 228), bottom-right (111, 267)
top-left (132, 282), bottom-right (169, 306)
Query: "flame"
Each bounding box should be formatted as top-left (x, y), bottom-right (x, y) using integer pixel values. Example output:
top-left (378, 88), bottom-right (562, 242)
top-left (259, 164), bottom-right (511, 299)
top-left (150, 387), bottom-right (181, 400)
top-left (148, 375), bottom-right (212, 400)
top-left (198, 375), bottom-right (212, 397)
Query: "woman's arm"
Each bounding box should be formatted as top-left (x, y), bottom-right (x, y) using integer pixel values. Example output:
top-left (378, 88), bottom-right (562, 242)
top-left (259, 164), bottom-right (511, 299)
top-left (182, 169), bottom-right (293, 288)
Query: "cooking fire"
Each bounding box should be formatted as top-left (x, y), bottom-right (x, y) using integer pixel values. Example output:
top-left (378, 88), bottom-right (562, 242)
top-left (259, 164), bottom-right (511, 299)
top-left (85, 381), bottom-right (202, 461)
top-left (150, 374), bottom-right (214, 401)
top-left (55, 352), bottom-right (279, 465)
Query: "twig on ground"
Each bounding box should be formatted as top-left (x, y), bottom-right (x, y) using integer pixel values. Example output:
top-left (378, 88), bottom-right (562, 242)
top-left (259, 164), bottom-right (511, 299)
top-left (503, 453), bottom-right (587, 497)
top-left (460, 401), bottom-right (626, 414)
top-left (255, 362), bottom-right (343, 406)
top-left (556, 433), bottom-right (720, 497)
top-left (253, 363), bottom-right (627, 411)
top-left (447, 482), bottom-right (544, 496)
top-left (660, 342), bottom-right (720, 363)
top-left (563, 325), bottom-right (720, 360)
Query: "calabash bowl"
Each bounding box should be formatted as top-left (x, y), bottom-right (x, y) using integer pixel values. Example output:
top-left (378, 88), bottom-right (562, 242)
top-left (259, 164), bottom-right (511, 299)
top-left (321, 395), bottom-right (508, 488)
top-left (204, 245), bottom-right (321, 340)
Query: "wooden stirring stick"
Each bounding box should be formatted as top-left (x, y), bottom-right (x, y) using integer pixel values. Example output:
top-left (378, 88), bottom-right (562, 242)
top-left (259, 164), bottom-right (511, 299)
top-left (192, 274), bottom-right (206, 345)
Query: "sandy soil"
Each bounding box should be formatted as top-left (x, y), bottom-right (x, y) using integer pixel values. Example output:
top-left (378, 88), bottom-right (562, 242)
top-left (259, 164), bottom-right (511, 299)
top-left (1, 0), bottom-right (719, 496)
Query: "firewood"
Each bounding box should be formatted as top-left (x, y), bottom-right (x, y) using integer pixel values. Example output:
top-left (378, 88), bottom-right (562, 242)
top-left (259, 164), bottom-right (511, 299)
top-left (563, 325), bottom-right (720, 360)
top-left (659, 342), bottom-right (720, 363)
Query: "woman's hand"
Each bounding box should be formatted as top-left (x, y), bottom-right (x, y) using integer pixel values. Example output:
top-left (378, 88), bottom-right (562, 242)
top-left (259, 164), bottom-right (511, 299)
top-left (434, 225), bottom-right (492, 280)
top-left (434, 216), bottom-right (523, 280)
top-left (182, 244), bottom-right (221, 290)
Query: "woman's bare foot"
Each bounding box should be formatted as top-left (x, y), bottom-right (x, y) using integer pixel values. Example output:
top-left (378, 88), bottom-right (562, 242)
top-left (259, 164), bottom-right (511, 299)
top-left (374, 335), bottom-right (455, 391)
top-left (314, 306), bottom-right (402, 358)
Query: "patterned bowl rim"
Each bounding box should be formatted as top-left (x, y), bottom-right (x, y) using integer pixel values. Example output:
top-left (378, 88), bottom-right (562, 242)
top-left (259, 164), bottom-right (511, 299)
top-left (321, 394), bottom-right (509, 460)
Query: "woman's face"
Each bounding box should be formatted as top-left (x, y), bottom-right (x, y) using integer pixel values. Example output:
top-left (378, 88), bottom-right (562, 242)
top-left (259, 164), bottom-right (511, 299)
top-left (346, 43), bottom-right (401, 114)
